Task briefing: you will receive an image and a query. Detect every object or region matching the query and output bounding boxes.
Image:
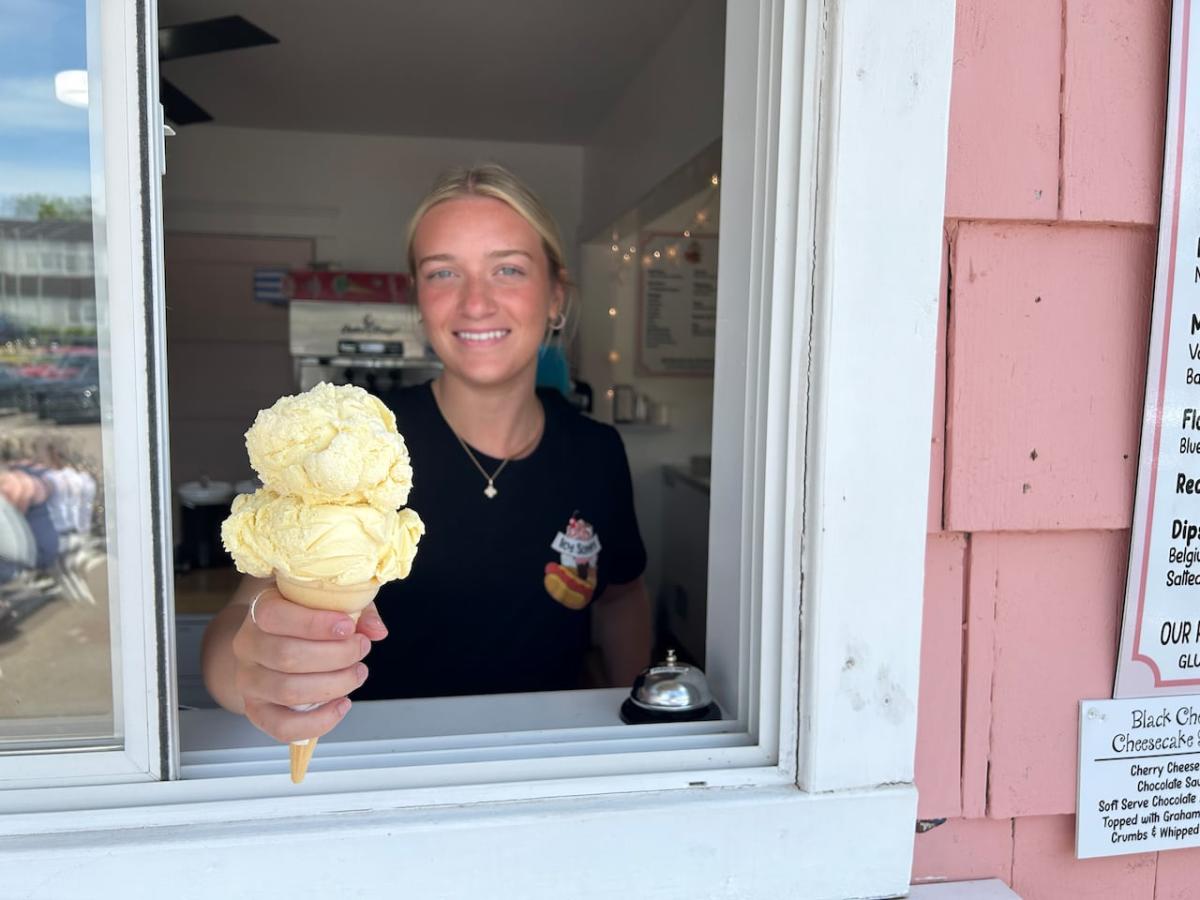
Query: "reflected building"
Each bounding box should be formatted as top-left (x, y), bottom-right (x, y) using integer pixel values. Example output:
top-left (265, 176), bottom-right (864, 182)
top-left (0, 218), bottom-right (97, 338)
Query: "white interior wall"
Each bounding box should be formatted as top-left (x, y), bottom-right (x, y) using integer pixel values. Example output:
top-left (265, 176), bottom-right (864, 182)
top-left (578, 0), bottom-right (725, 242)
top-left (163, 126), bottom-right (585, 271)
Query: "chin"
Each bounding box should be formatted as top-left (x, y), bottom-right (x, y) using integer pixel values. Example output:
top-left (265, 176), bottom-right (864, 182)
top-left (449, 359), bottom-right (536, 391)
top-left (435, 342), bottom-right (539, 387)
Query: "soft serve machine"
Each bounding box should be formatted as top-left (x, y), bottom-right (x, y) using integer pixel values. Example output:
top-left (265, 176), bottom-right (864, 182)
top-left (288, 299), bottom-right (441, 393)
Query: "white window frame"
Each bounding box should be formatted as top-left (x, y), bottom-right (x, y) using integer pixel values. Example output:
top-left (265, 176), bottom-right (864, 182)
top-left (0, 0), bottom-right (171, 790)
top-left (0, 0), bottom-right (954, 896)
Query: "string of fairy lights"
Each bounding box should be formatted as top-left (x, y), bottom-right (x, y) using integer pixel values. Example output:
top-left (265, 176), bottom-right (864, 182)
top-left (602, 172), bottom-right (720, 405)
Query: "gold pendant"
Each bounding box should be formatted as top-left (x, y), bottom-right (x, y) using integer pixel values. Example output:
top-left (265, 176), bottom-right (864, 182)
top-left (484, 483), bottom-right (498, 499)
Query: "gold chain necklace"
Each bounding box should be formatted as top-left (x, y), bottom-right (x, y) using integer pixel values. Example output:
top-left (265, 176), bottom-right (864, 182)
top-left (449, 419), bottom-right (542, 499)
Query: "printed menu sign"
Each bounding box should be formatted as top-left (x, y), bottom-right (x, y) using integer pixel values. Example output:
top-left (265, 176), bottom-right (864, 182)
top-left (637, 232), bottom-right (717, 376)
top-left (1077, 697), bottom-right (1200, 857)
top-left (1116, 0), bottom-right (1200, 697)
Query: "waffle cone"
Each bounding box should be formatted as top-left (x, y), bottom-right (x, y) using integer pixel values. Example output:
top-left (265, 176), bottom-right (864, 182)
top-left (274, 573), bottom-right (382, 783)
top-left (274, 574), bottom-right (382, 614)
top-left (290, 738), bottom-right (318, 784)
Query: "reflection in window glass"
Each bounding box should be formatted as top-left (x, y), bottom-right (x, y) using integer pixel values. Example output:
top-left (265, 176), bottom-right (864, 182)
top-left (0, 0), bottom-right (116, 750)
top-left (578, 144), bottom-right (723, 673)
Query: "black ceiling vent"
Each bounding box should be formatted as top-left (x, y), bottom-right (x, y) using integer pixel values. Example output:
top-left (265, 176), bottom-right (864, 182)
top-left (159, 16), bottom-right (279, 126)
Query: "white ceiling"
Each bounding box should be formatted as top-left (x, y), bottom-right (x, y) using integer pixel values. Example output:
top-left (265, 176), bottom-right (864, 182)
top-left (158, 0), bottom-right (701, 144)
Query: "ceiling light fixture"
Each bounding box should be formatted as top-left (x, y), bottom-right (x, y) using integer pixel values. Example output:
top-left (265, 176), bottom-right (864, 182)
top-left (54, 70), bottom-right (88, 108)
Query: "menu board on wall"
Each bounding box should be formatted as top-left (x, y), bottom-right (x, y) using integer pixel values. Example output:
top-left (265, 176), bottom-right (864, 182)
top-left (1116, 0), bottom-right (1200, 698)
top-left (1076, 696), bottom-right (1200, 857)
top-left (636, 232), bottom-right (717, 376)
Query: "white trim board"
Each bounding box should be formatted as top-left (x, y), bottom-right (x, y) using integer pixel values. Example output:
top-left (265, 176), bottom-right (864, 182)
top-left (3, 786), bottom-right (916, 900)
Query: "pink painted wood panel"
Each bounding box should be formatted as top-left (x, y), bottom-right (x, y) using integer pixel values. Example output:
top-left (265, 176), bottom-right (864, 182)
top-left (1154, 847), bottom-right (1200, 899)
top-left (985, 531), bottom-right (1129, 818)
top-left (961, 533), bottom-right (998, 818)
top-left (944, 0), bottom-right (1061, 220)
top-left (1012, 815), bottom-right (1156, 899)
top-left (929, 231), bottom-right (949, 533)
top-left (915, 533), bottom-right (966, 819)
top-left (911, 817), bottom-right (1014, 886)
top-left (945, 223), bottom-right (1154, 532)
top-left (1061, 0), bottom-right (1170, 225)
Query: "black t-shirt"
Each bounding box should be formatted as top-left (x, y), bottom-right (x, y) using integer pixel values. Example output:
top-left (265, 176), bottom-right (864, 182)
top-left (353, 382), bottom-right (647, 700)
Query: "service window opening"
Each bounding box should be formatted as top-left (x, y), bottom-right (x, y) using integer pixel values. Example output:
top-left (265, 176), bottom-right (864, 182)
top-left (154, 0), bottom-right (737, 770)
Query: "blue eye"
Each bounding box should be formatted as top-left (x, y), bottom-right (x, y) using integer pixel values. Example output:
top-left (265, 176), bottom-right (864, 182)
top-left (426, 269), bottom-right (454, 280)
top-left (497, 265), bottom-right (524, 277)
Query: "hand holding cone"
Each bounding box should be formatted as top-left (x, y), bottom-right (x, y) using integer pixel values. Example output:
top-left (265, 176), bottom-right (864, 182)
top-left (275, 575), bottom-right (382, 783)
top-left (222, 383), bottom-right (423, 783)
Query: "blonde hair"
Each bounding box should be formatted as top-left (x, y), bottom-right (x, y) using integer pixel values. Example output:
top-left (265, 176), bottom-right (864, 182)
top-left (406, 163), bottom-right (570, 289)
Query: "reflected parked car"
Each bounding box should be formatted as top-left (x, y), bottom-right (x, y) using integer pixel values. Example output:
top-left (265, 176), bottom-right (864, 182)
top-left (34, 358), bottom-right (101, 424)
top-left (0, 366), bottom-right (26, 412)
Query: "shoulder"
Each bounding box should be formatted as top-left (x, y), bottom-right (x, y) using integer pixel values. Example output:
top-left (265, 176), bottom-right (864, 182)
top-left (379, 382), bottom-right (436, 431)
top-left (381, 382), bottom-right (431, 415)
top-left (540, 389), bottom-right (627, 462)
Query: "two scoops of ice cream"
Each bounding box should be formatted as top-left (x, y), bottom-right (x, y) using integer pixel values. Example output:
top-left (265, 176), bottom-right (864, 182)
top-left (221, 382), bottom-right (424, 780)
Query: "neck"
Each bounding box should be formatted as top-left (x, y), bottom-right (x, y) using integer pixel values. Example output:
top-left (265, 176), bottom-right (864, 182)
top-left (432, 371), bottom-right (544, 460)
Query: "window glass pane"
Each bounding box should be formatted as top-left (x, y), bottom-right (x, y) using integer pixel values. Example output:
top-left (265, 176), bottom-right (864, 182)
top-left (0, 0), bottom-right (118, 751)
top-left (577, 142), bottom-right (723, 678)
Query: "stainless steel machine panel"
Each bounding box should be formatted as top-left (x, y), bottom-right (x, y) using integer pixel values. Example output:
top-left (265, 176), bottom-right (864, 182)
top-left (289, 301), bottom-right (430, 359)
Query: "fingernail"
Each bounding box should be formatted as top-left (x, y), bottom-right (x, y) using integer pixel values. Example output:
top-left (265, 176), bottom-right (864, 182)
top-left (355, 663), bottom-right (369, 684)
top-left (358, 635), bottom-right (371, 656)
top-left (335, 698), bottom-right (352, 717)
top-left (333, 619), bottom-right (352, 637)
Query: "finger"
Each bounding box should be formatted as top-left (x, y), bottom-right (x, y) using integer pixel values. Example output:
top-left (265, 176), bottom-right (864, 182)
top-left (256, 632), bottom-right (371, 674)
top-left (244, 696), bottom-right (352, 744)
top-left (241, 662), bottom-right (369, 710)
top-left (250, 588), bottom-right (357, 640)
top-left (355, 601), bottom-right (388, 641)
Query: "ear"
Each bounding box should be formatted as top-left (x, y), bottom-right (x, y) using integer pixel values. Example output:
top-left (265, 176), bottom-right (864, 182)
top-left (550, 274), bottom-right (567, 318)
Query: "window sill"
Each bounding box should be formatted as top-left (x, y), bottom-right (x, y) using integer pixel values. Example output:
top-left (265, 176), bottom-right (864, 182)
top-left (180, 687), bottom-right (744, 779)
top-left (182, 687), bottom-right (660, 750)
top-left (3, 688), bottom-right (772, 832)
top-left (1, 782), bottom-right (918, 899)
top-left (910, 880), bottom-right (1020, 900)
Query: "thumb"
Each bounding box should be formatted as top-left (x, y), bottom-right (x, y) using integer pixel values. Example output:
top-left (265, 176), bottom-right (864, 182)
top-left (355, 601), bottom-right (388, 641)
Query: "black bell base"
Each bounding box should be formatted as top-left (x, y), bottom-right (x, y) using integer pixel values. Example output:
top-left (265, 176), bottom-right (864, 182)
top-left (619, 698), bottom-right (722, 725)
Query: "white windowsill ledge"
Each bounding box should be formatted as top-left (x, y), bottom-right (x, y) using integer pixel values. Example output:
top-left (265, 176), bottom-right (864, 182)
top-left (1, 783), bottom-right (919, 899)
top-left (910, 880), bottom-right (1021, 899)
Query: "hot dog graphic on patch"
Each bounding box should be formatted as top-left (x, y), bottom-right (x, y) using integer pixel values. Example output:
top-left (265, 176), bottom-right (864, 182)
top-left (545, 515), bottom-right (600, 609)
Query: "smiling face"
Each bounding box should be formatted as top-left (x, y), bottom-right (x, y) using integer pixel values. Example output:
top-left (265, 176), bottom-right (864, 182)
top-left (412, 195), bottom-right (564, 393)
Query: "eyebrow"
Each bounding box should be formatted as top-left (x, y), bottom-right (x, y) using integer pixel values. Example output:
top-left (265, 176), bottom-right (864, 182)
top-left (416, 249), bottom-right (535, 268)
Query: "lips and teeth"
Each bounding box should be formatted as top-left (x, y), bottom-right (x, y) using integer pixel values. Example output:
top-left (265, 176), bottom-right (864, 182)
top-left (455, 329), bottom-right (510, 342)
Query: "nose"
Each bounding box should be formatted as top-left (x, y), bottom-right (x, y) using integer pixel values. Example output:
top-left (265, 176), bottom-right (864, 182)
top-left (457, 273), bottom-right (495, 319)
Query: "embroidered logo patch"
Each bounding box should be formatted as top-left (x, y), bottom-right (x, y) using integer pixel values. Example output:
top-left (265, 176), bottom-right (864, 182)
top-left (544, 514), bottom-right (601, 609)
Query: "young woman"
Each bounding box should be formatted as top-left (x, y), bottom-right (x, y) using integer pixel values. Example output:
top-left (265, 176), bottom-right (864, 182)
top-left (201, 165), bottom-right (652, 744)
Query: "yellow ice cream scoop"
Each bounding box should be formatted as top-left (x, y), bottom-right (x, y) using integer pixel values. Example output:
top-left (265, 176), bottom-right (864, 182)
top-left (221, 488), bottom-right (424, 586)
top-left (245, 382), bottom-right (413, 510)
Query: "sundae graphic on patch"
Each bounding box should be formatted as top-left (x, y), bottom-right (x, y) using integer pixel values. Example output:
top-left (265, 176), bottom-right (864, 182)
top-left (544, 514), bottom-right (601, 609)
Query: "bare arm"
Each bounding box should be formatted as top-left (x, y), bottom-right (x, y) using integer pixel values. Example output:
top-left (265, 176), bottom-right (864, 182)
top-left (592, 576), bottom-right (652, 687)
top-left (200, 574), bottom-right (387, 741)
top-left (201, 575), bottom-right (270, 715)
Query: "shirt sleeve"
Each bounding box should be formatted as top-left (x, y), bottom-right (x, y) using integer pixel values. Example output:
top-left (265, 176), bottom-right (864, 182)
top-left (600, 426), bottom-right (647, 586)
